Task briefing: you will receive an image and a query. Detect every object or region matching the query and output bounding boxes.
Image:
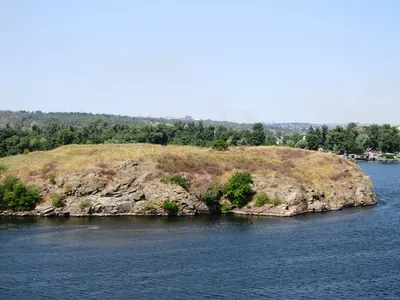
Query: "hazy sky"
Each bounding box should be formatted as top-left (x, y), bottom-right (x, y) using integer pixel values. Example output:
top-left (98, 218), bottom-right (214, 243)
top-left (1, 0), bottom-right (400, 123)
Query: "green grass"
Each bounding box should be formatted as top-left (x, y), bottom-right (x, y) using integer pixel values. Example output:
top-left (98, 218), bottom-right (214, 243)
top-left (162, 200), bottom-right (179, 215)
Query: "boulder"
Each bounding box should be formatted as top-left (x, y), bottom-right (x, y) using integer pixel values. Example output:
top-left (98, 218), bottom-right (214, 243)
top-left (76, 180), bottom-right (106, 196)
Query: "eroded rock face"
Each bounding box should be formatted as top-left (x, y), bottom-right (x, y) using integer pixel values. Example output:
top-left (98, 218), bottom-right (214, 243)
top-left (3, 158), bottom-right (376, 218)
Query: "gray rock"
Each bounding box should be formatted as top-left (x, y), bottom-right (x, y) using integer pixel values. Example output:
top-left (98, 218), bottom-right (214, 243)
top-left (132, 191), bottom-right (145, 201)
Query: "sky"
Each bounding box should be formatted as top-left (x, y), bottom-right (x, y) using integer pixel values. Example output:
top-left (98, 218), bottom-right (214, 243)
top-left (1, 0), bottom-right (400, 124)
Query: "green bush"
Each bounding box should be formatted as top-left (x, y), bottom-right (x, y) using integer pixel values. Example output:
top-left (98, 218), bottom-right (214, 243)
top-left (221, 203), bottom-right (232, 212)
top-left (23, 149), bottom-right (30, 155)
top-left (48, 173), bottom-right (57, 185)
top-left (212, 140), bottom-right (228, 151)
top-left (0, 176), bottom-right (40, 211)
top-left (0, 164), bottom-right (8, 172)
top-left (223, 172), bottom-right (253, 207)
top-left (51, 193), bottom-right (64, 208)
top-left (201, 186), bottom-right (223, 205)
top-left (254, 192), bottom-right (269, 207)
top-left (161, 174), bottom-right (190, 191)
top-left (162, 200), bottom-right (179, 215)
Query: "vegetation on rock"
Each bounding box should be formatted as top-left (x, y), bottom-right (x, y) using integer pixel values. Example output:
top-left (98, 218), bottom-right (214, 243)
top-left (51, 193), bottom-right (64, 208)
top-left (221, 202), bottom-right (232, 212)
top-left (0, 144), bottom-right (376, 217)
top-left (161, 174), bottom-right (190, 191)
top-left (48, 173), bottom-right (57, 185)
top-left (0, 176), bottom-right (40, 211)
top-left (223, 172), bottom-right (253, 207)
top-left (162, 201), bottom-right (179, 215)
top-left (254, 192), bottom-right (269, 207)
top-left (201, 186), bottom-right (223, 205)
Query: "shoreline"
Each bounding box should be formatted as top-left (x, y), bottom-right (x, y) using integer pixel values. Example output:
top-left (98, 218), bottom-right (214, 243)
top-left (0, 201), bottom-right (377, 218)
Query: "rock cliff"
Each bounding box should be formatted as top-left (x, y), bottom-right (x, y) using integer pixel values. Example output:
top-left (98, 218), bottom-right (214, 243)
top-left (0, 145), bottom-right (376, 217)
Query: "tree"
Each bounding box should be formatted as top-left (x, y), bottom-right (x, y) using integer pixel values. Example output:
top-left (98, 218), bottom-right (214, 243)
top-left (285, 140), bottom-right (296, 147)
top-left (321, 125), bottom-right (329, 149)
top-left (326, 126), bottom-right (346, 154)
top-left (56, 128), bottom-right (75, 146)
top-left (265, 135), bottom-right (277, 146)
top-left (0, 176), bottom-right (40, 211)
top-left (355, 134), bottom-right (370, 152)
top-left (306, 126), bottom-right (320, 150)
top-left (295, 139), bottom-right (308, 149)
top-left (223, 172), bottom-right (253, 207)
top-left (365, 124), bottom-right (380, 150)
top-left (345, 123), bottom-right (359, 153)
top-left (249, 123), bottom-right (265, 146)
top-left (379, 125), bottom-right (400, 153)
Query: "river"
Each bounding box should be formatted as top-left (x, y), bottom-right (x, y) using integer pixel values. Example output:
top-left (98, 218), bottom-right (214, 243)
top-left (1, 163), bottom-right (400, 299)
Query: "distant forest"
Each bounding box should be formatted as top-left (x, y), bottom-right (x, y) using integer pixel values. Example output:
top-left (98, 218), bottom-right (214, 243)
top-left (0, 110), bottom-right (399, 157)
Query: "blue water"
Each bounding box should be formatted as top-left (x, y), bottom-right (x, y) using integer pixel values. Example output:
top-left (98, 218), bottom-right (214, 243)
top-left (1, 163), bottom-right (400, 300)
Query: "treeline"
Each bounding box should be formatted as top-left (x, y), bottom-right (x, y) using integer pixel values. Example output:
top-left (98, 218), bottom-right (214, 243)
top-left (0, 110), bottom-right (252, 130)
top-left (301, 123), bottom-right (400, 154)
top-left (0, 121), bottom-right (274, 157)
top-left (0, 119), bottom-right (399, 157)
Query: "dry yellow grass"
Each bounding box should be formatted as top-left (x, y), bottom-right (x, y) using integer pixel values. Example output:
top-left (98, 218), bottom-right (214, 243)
top-left (0, 144), bottom-right (359, 190)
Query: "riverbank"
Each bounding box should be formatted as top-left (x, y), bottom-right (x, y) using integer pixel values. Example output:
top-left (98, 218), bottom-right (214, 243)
top-left (0, 144), bottom-right (377, 217)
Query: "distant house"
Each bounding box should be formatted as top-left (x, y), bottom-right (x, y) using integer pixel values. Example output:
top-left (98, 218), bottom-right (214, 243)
top-left (367, 149), bottom-right (379, 161)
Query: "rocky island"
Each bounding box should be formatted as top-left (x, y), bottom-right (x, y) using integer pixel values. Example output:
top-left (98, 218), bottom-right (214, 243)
top-left (0, 144), bottom-right (376, 217)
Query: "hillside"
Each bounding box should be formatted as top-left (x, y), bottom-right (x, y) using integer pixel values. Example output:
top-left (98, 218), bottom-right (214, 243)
top-left (0, 145), bottom-right (376, 217)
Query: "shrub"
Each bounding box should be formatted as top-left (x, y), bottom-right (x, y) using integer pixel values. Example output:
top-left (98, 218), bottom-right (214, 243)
top-left (201, 186), bottom-right (223, 205)
top-left (0, 164), bottom-right (8, 172)
top-left (51, 193), bottom-right (64, 208)
top-left (162, 200), bottom-right (179, 215)
top-left (272, 197), bottom-right (281, 207)
top-left (79, 199), bottom-right (90, 211)
top-left (48, 173), bottom-right (57, 185)
top-left (221, 203), bottom-right (232, 212)
top-left (142, 203), bottom-right (156, 213)
top-left (254, 192), bottom-right (269, 207)
top-left (212, 140), bottom-right (228, 151)
top-left (223, 172), bottom-right (253, 207)
top-left (23, 149), bottom-right (30, 155)
top-left (161, 174), bottom-right (190, 191)
top-left (0, 176), bottom-right (40, 211)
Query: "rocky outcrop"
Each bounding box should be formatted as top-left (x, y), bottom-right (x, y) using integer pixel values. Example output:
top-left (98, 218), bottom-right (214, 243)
top-left (0, 154), bottom-right (377, 217)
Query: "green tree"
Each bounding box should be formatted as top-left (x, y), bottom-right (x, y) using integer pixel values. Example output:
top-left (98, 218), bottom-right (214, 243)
top-left (264, 135), bottom-right (277, 146)
top-left (345, 123), bottom-right (359, 153)
top-left (223, 172), bottom-right (253, 207)
top-left (249, 123), bottom-right (266, 146)
top-left (0, 176), bottom-right (40, 211)
top-left (365, 124), bottom-right (380, 150)
top-left (56, 128), bottom-right (75, 146)
top-left (326, 126), bottom-right (346, 154)
top-left (355, 133), bottom-right (370, 152)
top-left (306, 126), bottom-right (320, 150)
top-left (295, 139), bottom-right (308, 149)
top-left (321, 125), bottom-right (329, 148)
top-left (379, 125), bottom-right (400, 153)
